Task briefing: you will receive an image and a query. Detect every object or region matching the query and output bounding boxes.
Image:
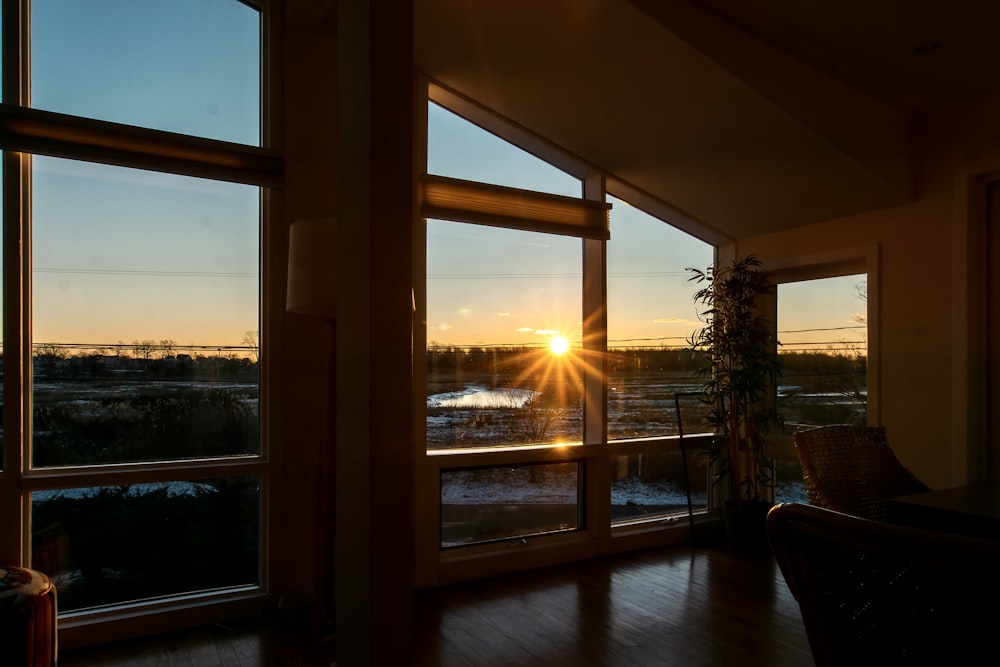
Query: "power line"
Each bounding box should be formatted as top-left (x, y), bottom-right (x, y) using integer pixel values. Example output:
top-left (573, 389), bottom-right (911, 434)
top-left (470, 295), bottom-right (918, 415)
top-left (427, 271), bottom-right (689, 279)
top-left (26, 342), bottom-right (254, 352)
top-left (780, 325), bottom-right (865, 333)
top-left (33, 267), bottom-right (256, 278)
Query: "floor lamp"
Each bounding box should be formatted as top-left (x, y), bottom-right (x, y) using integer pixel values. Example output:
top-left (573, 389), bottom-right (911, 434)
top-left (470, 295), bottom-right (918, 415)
top-left (286, 218), bottom-right (337, 644)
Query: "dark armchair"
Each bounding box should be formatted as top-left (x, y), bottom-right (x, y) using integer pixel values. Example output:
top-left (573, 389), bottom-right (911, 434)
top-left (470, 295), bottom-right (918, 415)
top-left (767, 502), bottom-right (1000, 666)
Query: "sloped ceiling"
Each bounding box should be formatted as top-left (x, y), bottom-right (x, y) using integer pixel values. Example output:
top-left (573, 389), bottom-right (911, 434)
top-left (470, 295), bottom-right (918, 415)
top-left (689, 0), bottom-right (1000, 113)
top-left (414, 0), bottom-right (998, 242)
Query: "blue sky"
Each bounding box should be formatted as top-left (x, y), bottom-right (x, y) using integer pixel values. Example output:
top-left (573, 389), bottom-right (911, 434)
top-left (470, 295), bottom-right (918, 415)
top-left (27, 0), bottom-right (260, 350)
top-left (31, 0), bottom-right (260, 144)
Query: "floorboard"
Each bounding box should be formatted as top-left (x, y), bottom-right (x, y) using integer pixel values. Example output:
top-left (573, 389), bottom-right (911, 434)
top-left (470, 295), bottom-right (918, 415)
top-left (60, 544), bottom-right (812, 666)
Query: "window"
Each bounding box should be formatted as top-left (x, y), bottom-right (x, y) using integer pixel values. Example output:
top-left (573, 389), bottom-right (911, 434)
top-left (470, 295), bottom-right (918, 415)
top-left (31, 0), bottom-right (261, 145)
top-left (775, 272), bottom-right (869, 503)
top-left (606, 194), bottom-right (713, 524)
top-left (424, 95), bottom-right (593, 551)
top-left (426, 221), bottom-right (583, 451)
top-left (427, 102), bottom-right (579, 197)
top-left (0, 0), bottom-right (272, 627)
top-left (417, 83), bottom-right (721, 587)
top-left (778, 274), bottom-right (869, 429)
top-left (440, 462), bottom-right (582, 547)
top-left (31, 159), bottom-right (260, 471)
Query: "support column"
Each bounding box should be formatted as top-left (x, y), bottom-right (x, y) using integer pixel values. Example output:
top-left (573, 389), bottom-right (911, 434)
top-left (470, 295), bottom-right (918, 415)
top-left (336, 1), bottom-right (415, 664)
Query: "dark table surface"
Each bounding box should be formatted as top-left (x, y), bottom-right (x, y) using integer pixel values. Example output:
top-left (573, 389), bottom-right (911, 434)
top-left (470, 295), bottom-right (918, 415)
top-left (887, 482), bottom-right (1000, 539)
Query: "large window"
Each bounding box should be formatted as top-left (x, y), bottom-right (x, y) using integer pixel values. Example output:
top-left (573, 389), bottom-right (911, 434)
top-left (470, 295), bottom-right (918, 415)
top-left (424, 97), bottom-right (592, 548)
top-left (1, 0), bottom-right (270, 624)
top-left (418, 85), bottom-right (717, 572)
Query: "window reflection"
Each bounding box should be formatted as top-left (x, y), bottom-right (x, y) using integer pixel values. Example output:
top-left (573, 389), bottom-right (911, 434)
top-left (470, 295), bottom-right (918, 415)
top-left (441, 463), bottom-right (581, 548)
top-left (31, 477), bottom-right (260, 612)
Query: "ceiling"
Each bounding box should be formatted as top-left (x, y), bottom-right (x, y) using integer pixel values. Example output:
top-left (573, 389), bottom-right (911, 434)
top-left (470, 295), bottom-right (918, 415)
top-left (689, 0), bottom-right (1000, 113)
top-left (414, 0), bottom-right (1000, 241)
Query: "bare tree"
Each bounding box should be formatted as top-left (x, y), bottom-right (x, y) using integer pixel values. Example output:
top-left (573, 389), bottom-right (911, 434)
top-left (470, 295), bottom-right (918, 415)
top-left (853, 279), bottom-right (868, 326)
top-left (35, 343), bottom-right (65, 372)
top-left (35, 343), bottom-right (65, 360)
top-left (242, 330), bottom-right (260, 362)
top-left (132, 339), bottom-right (155, 360)
top-left (158, 339), bottom-right (177, 359)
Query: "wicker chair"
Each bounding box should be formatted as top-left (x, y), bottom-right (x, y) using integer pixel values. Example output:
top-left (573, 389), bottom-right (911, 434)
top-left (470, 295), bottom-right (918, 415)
top-left (792, 424), bottom-right (929, 521)
top-left (767, 502), bottom-right (1000, 666)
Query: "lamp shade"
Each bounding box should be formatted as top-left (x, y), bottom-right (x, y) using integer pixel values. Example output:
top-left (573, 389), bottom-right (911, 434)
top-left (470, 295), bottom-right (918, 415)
top-left (287, 218), bottom-right (337, 318)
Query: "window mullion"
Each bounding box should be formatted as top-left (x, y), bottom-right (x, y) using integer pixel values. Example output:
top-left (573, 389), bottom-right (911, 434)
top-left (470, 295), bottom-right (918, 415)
top-left (0, 151), bottom-right (26, 564)
top-left (21, 458), bottom-right (268, 491)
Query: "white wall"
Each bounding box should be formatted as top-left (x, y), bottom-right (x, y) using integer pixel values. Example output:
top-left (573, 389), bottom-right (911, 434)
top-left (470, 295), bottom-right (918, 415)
top-left (739, 93), bottom-right (1000, 489)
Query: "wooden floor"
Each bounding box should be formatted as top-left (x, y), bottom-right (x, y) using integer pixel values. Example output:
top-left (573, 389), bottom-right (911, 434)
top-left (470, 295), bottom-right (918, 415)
top-left (59, 543), bottom-right (812, 666)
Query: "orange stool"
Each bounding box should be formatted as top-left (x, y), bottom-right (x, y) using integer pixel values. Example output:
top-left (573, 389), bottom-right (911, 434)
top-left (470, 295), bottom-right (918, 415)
top-left (0, 567), bottom-right (58, 666)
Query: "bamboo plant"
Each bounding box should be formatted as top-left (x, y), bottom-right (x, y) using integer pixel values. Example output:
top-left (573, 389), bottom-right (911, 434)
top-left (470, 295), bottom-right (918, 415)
top-left (687, 255), bottom-right (782, 503)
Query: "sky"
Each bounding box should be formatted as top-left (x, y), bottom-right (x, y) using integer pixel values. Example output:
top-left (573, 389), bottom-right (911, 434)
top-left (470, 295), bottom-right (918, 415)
top-left (427, 103), bottom-right (867, 353)
top-left (12, 0), bottom-right (866, 356)
top-left (24, 0), bottom-right (261, 352)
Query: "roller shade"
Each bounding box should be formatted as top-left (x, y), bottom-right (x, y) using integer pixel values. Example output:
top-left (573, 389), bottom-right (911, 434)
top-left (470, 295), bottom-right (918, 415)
top-left (420, 174), bottom-right (611, 240)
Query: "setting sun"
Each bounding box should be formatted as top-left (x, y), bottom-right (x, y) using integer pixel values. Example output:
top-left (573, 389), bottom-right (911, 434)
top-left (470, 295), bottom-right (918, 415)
top-left (549, 336), bottom-right (569, 355)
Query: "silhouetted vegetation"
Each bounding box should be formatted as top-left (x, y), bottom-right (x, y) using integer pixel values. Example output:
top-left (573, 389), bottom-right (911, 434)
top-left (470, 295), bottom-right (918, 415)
top-left (426, 344), bottom-right (867, 449)
top-left (778, 350), bottom-right (867, 426)
top-left (32, 386), bottom-right (259, 467)
top-left (32, 477), bottom-right (259, 612)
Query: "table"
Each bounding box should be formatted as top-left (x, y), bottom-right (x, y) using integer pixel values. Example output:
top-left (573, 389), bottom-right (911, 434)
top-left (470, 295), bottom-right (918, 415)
top-left (886, 482), bottom-right (1000, 540)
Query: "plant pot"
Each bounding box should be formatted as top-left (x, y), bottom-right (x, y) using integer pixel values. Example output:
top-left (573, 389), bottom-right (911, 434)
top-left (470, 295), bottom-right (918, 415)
top-left (723, 498), bottom-right (774, 555)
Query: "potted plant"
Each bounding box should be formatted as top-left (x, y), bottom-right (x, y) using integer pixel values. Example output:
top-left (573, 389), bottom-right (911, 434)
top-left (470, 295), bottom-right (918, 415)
top-left (687, 255), bottom-right (782, 552)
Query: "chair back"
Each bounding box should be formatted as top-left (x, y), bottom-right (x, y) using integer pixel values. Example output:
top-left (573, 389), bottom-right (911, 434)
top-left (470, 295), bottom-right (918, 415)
top-left (768, 502), bottom-right (1000, 666)
top-left (793, 424), bottom-right (928, 521)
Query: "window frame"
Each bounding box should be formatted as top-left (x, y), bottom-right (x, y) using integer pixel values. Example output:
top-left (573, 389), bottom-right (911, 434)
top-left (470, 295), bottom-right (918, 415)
top-left (767, 246), bottom-right (880, 427)
top-left (0, 0), bottom-right (279, 647)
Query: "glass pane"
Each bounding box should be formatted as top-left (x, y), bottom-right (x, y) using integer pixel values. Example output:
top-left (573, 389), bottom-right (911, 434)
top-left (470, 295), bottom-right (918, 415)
top-left (611, 447), bottom-right (708, 524)
top-left (31, 157), bottom-right (260, 467)
top-left (427, 220), bottom-right (582, 450)
top-left (427, 102), bottom-right (581, 197)
top-left (441, 462), bottom-right (581, 548)
top-left (31, 0), bottom-right (261, 145)
top-left (31, 477), bottom-right (259, 612)
top-left (778, 275), bottom-right (868, 429)
top-left (606, 196), bottom-right (713, 440)
top-left (776, 274), bottom-right (868, 503)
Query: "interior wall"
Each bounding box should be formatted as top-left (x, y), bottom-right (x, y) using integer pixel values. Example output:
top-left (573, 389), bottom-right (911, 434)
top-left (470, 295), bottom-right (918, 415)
top-left (738, 93), bottom-right (1000, 490)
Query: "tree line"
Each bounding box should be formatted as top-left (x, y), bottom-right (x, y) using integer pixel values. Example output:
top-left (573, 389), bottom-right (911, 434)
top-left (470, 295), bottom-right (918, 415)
top-left (427, 345), bottom-right (866, 377)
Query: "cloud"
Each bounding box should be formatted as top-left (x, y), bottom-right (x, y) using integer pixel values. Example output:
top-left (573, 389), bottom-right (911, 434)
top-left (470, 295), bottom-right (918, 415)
top-left (437, 323), bottom-right (453, 332)
top-left (653, 316), bottom-right (691, 324)
top-left (516, 327), bottom-right (534, 333)
top-left (496, 312), bottom-right (510, 318)
top-left (534, 329), bottom-right (560, 335)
